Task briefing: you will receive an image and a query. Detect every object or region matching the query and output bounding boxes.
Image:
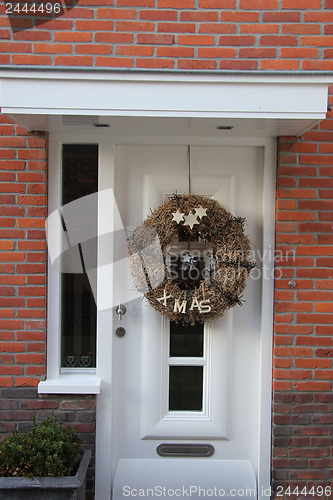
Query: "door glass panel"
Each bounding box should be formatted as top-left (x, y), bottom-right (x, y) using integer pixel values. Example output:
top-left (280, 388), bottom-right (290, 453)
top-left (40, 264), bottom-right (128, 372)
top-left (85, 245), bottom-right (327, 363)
top-left (170, 322), bottom-right (203, 357)
top-left (169, 366), bottom-right (203, 411)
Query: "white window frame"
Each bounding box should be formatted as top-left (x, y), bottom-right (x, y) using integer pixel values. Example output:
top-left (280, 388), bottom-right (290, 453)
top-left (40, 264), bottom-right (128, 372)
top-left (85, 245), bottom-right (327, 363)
top-left (38, 139), bottom-right (102, 394)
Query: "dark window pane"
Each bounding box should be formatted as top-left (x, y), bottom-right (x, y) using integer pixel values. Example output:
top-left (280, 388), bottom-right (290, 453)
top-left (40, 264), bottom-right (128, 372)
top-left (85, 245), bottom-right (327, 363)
top-left (61, 144), bottom-right (98, 368)
top-left (170, 322), bottom-right (203, 357)
top-left (169, 366), bottom-right (203, 411)
top-left (166, 241), bottom-right (213, 291)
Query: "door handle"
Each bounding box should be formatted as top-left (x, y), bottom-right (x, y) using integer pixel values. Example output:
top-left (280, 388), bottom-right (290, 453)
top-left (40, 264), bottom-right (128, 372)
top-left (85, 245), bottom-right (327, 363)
top-left (115, 304), bottom-right (126, 320)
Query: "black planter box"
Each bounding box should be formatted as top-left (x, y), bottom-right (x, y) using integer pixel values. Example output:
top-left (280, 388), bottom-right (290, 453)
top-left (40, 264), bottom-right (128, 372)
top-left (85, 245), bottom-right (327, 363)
top-left (0, 448), bottom-right (92, 500)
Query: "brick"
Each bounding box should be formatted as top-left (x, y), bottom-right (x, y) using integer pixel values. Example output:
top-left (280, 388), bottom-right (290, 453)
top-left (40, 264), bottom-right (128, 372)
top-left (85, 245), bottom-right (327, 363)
top-left (97, 8), bottom-right (136, 19)
top-left (157, 47), bottom-right (195, 57)
top-left (260, 35), bottom-right (298, 46)
top-left (0, 341), bottom-right (25, 351)
top-left (0, 41), bottom-right (31, 52)
top-left (299, 222), bottom-right (332, 232)
top-left (298, 314), bottom-right (333, 324)
top-left (25, 366), bottom-right (45, 376)
top-left (283, 23), bottom-right (320, 35)
top-left (18, 195), bottom-right (47, 205)
top-left (54, 32), bottom-right (93, 42)
top-left (301, 35), bottom-right (333, 46)
top-left (199, 23), bottom-right (237, 34)
top-left (11, 55), bottom-right (51, 65)
top-left (273, 381), bottom-right (293, 391)
top-left (314, 369), bottom-right (333, 380)
top-left (316, 279), bottom-right (333, 290)
top-left (158, 0), bottom-right (194, 6)
top-left (75, 45), bottom-right (111, 55)
top-left (62, 400), bottom-right (96, 410)
top-left (263, 11), bottom-right (301, 21)
top-left (16, 377), bottom-right (40, 387)
top-left (0, 377), bottom-right (14, 387)
top-left (275, 302), bottom-right (312, 313)
top-left (296, 245), bottom-right (333, 255)
top-left (116, 0), bottom-right (155, 7)
top-left (260, 59), bottom-right (300, 70)
top-left (220, 12), bottom-right (259, 22)
top-left (95, 57), bottom-right (133, 67)
top-left (69, 423), bottom-right (96, 433)
top-left (240, 24), bottom-right (279, 34)
top-left (219, 35), bottom-right (255, 46)
top-left (0, 276), bottom-right (25, 285)
top-left (75, 20), bottom-right (114, 31)
top-left (0, 366), bottom-right (23, 375)
top-left (16, 353), bottom-right (45, 364)
top-left (137, 34), bottom-right (174, 44)
top-left (282, 0), bottom-right (321, 6)
top-left (240, 0), bottom-right (278, 7)
top-left (296, 335), bottom-right (333, 345)
top-left (141, 9), bottom-right (178, 20)
top-left (294, 381), bottom-right (331, 391)
top-left (298, 290), bottom-right (333, 301)
top-left (18, 286), bottom-right (46, 297)
top-left (199, 0), bottom-right (236, 6)
top-left (0, 252), bottom-right (25, 262)
top-left (178, 60), bottom-right (217, 70)
top-left (180, 11), bottom-right (218, 21)
top-left (274, 335), bottom-right (293, 345)
top-left (158, 22), bottom-right (196, 33)
top-left (179, 35), bottom-right (215, 45)
top-left (33, 43), bottom-right (72, 54)
top-left (116, 21), bottom-right (154, 31)
top-left (277, 188), bottom-right (317, 199)
top-left (54, 55), bottom-right (93, 66)
top-left (274, 369), bottom-right (312, 380)
top-left (276, 211), bottom-right (316, 221)
top-left (295, 358), bottom-right (332, 369)
top-left (239, 48), bottom-right (276, 58)
top-left (17, 218), bottom-right (45, 228)
top-left (316, 325), bottom-right (333, 335)
top-left (117, 0), bottom-right (154, 5)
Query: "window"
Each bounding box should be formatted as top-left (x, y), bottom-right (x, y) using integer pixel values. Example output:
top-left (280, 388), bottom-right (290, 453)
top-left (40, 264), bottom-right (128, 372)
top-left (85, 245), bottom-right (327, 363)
top-left (61, 144), bottom-right (98, 369)
top-left (169, 322), bottom-right (205, 411)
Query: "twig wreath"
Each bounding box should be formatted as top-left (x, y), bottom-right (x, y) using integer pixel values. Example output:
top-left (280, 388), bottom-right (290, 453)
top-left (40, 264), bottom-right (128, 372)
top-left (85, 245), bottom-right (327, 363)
top-left (128, 194), bottom-right (255, 325)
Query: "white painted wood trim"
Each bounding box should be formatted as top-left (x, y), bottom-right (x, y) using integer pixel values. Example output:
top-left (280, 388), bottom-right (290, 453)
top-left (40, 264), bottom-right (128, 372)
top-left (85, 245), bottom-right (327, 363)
top-left (0, 70), bottom-right (330, 123)
top-left (38, 138), bottom-right (102, 395)
top-left (95, 142), bottom-right (116, 500)
top-left (257, 140), bottom-right (276, 498)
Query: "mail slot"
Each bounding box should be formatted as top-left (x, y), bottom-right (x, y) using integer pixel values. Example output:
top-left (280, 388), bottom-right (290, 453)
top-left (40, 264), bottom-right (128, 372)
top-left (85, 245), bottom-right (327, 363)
top-left (157, 443), bottom-right (214, 457)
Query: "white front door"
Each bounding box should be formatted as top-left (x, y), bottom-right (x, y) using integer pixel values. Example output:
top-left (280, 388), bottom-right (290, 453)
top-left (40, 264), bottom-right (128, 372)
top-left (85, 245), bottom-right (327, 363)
top-left (97, 143), bottom-right (273, 499)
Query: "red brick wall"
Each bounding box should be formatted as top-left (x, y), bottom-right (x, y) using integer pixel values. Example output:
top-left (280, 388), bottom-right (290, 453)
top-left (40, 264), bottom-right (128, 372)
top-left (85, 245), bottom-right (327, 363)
top-left (0, 1), bottom-right (333, 70)
top-left (272, 87), bottom-right (333, 492)
top-left (0, 117), bottom-right (47, 388)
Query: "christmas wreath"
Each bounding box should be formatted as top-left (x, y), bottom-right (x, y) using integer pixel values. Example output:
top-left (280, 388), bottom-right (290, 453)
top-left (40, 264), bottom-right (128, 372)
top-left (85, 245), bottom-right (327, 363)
top-left (128, 194), bottom-right (255, 325)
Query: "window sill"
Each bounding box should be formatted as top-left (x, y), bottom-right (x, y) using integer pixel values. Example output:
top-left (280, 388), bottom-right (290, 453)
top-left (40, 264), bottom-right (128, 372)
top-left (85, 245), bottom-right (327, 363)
top-left (38, 373), bottom-right (101, 394)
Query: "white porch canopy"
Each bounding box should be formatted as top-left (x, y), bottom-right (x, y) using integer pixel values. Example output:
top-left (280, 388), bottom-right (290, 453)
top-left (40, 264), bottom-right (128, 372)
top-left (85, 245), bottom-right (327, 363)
top-left (0, 70), bottom-right (331, 137)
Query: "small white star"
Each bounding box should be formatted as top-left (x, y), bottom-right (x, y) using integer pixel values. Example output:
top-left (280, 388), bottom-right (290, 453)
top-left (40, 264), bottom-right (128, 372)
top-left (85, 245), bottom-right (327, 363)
top-left (183, 212), bottom-right (200, 229)
top-left (172, 210), bottom-right (185, 224)
top-left (194, 206), bottom-right (208, 219)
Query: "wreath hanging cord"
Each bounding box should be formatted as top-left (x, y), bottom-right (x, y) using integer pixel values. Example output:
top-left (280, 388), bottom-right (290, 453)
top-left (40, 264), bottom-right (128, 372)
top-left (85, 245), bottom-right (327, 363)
top-left (128, 193), bottom-right (255, 325)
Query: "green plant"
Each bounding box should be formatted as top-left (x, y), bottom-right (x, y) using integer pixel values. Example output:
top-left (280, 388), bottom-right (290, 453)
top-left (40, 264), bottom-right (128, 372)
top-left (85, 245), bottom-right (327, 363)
top-left (0, 415), bottom-right (81, 478)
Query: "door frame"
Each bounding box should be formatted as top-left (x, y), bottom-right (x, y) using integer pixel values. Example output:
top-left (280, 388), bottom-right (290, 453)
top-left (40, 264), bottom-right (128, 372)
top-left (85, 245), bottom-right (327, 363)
top-left (47, 132), bottom-right (276, 500)
top-left (95, 135), bottom-right (276, 500)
